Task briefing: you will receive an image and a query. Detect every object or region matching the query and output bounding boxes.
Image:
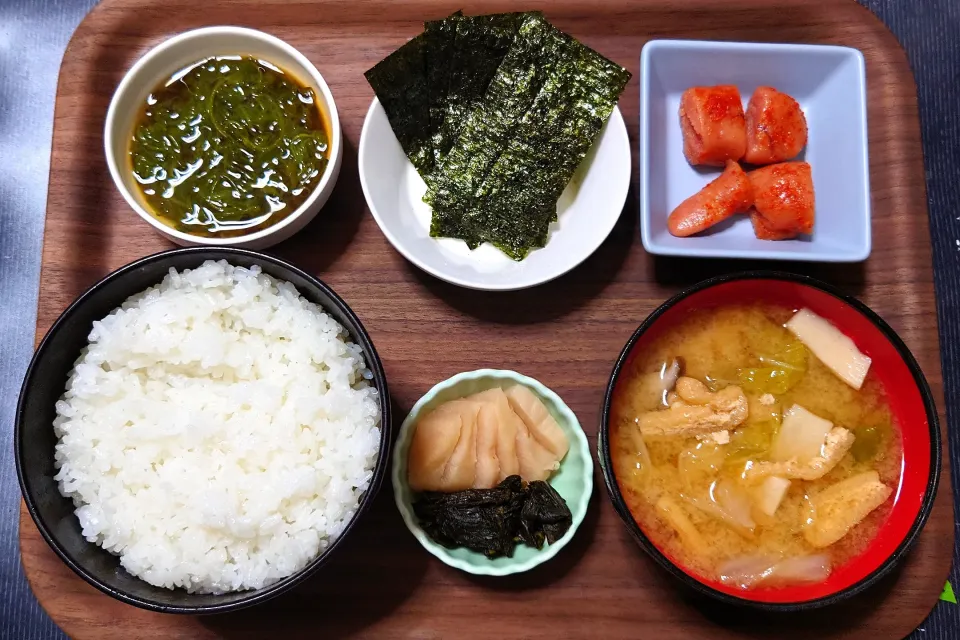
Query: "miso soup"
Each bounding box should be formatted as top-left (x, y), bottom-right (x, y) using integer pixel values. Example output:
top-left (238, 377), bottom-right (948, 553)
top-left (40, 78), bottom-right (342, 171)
top-left (609, 304), bottom-right (901, 590)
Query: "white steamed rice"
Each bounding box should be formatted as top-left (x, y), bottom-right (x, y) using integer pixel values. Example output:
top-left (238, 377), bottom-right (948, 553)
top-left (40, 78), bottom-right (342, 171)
top-left (53, 260), bottom-right (381, 594)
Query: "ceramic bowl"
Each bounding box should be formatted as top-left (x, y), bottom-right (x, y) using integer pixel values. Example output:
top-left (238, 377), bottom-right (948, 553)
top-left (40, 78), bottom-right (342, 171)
top-left (359, 99), bottom-right (631, 290)
top-left (639, 39), bottom-right (870, 261)
top-left (16, 247), bottom-right (390, 613)
top-left (104, 26), bottom-right (343, 250)
top-left (598, 272), bottom-right (939, 610)
top-left (392, 369), bottom-right (593, 575)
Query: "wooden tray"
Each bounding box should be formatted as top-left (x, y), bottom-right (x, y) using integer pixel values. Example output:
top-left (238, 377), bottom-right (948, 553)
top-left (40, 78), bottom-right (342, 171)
top-left (21, 0), bottom-right (954, 637)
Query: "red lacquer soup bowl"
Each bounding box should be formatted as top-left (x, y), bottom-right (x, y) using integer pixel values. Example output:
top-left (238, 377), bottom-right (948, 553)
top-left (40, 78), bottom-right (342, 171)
top-left (598, 271), bottom-right (941, 611)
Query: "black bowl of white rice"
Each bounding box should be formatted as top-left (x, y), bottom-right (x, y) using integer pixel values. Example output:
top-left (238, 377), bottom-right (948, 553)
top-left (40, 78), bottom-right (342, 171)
top-left (15, 247), bottom-right (391, 613)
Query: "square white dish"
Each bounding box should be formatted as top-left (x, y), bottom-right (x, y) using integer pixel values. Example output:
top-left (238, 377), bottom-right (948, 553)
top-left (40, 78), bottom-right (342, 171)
top-left (639, 39), bottom-right (870, 262)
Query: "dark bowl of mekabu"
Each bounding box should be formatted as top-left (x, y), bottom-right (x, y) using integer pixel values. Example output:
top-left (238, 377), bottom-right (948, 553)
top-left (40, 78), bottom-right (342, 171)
top-left (104, 26), bottom-right (342, 250)
top-left (598, 271), bottom-right (940, 611)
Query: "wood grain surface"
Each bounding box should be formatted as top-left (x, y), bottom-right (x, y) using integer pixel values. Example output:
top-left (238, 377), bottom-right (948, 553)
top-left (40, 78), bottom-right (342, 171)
top-left (20, 0), bottom-right (954, 637)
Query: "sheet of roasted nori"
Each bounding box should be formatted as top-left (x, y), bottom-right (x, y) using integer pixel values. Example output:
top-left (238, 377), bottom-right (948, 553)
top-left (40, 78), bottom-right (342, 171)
top-left (368, 12), bottom-right (631, 260)
top-left (364, 34), bottom-right (435, 175)
top-left (413, 476), bottom-right (573, 558)
top-left (426, 12), bottom-right (564, 246)
top-left (430, 12), bottom-right (532, 166)
top-left (466, 34), bottom-right (632, 260)
top-left (423, 12), bottom-right (463, 169)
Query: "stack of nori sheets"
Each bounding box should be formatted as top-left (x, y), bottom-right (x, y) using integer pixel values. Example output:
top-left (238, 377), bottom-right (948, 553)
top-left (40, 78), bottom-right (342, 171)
top-left (366, 12), bottom-right (631, 261)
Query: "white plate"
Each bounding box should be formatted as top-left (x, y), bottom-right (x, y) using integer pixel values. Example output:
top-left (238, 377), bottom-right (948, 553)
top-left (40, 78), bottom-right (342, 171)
top-left (640, 40), bottom-right (871, 262)
top-left (104, 27), bottom-right (343, 250)
top-left (359, 98), bottom-right (631, 291)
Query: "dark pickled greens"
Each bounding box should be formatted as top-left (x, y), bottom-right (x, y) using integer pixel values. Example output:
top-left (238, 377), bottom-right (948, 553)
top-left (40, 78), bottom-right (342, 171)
top-left (364, 11), bottom-right (631, 261)
top-left (130, 56), bottom-right (329, 237)
top-left (414, 475), bottom-right (573, 558)
top-left (521, 478), bottom-right (575, 547)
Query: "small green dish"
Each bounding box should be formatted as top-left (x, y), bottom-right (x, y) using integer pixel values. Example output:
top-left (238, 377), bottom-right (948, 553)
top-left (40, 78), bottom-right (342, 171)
top-left (392, 369), bottom-right (593, 576)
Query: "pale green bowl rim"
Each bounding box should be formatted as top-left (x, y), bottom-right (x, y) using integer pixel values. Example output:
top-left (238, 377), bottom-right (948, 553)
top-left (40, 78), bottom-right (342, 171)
top-left (391, 369), bottom-right (594, 576)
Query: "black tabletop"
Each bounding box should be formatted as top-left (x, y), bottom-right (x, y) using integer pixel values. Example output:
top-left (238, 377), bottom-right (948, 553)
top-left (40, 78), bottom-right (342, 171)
top-left (0, 0), bottom-right (958, 638)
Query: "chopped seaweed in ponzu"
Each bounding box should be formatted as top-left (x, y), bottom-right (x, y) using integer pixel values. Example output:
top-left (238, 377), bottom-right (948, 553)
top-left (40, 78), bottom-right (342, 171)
top-left (129, 56), bottom-right (329, 238)
top-left (414, 475), bottom-right (573, 558)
